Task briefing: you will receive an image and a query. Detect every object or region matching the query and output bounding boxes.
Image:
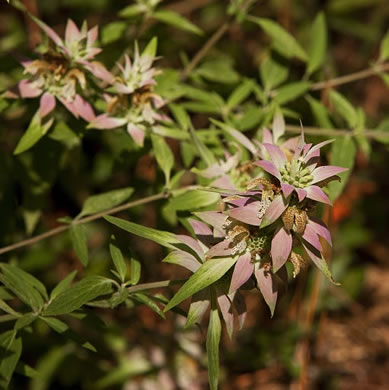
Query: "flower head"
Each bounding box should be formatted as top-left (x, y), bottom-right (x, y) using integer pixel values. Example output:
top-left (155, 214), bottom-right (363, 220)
top-left (256, 129), bottom-right (347, 205)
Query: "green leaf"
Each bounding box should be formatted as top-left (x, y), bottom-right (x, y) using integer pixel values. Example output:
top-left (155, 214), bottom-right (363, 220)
top-left (43, 276), bottom-right (113, 316)
top-left (15, 362), bottom-right (39, 379)
top-left (143, 36), bottom-right (158, 57)
top-left (14, 313), bottom-right (37, 331)
top-left (306, 95), bottom-right (333, 128)
top-left (0, 264), bottom-right (46, 311)
top-left (195, 60), bottom-right (240, 84)
top-left (206, 296), bottom-right (222, 390)
top-left (132, 293), bottom-right (165, 318)
top-left (109, 236), bottom-right (127, 283)
top-left (130, 257), bottom-right (141, 285)
top-left (153, 10), bottom-right (203, 35)
top-left (189, 126), bottom-right (217, 167)
top-left (307, 13), bottom-right (327, 75)
top-left (185, 289), bottom-right (210, 328)
top-left (226, 79), bottom-right (254, 110)
top-left (169, 190), bottom-right (220, 211)
top-left (151, 134), bottom-right (174, 187)
top-left (119, 4), bottom-right (144, 18)
top-left (14, 111), bottom-right (54, 155)
top-left (69, 225), bottom-right (88, 267)
top-left (105, 216), bottom-right (181, 249)
top-left (250, 17), bottom-right (308, 61)
top-left (329, 90), bottom-right (358, 128)
top-left (164, 257), bottom-right (238, 311)
top-left (273, 81), bottom-right (312, 105)
top-left (0, 331), bottom-right (22, 390)
top-left (260, 56), bottom-right (289, 92)
top-left (380, 30), bottom-right (389, 61)
top-left (50, 271), bottom-right (78, 302)
top-left (328, 135), bottom-right (356, 202)
top-left (0, 298), bottom-right (20, 317)
top-left (169, 103), bottom-right (190, 131)
top-left (40, 317), bottom-right (69, 334)
top-left (101, 21), bottom-right (127, 44)
top-left (79, 187), bottom-right (134, 218)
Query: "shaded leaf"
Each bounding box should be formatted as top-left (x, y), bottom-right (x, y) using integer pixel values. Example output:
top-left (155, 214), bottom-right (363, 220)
top-left (69, 225), bottom-right (88, 267)
top-left (0, 331), bottom-right (22, 390)
top-left (50, 271), bottom-right (77, 302)
top-left (274, 81), bottom-right (311, 105)
top-left (151, 134), bottom-right (174, 187)
top-left (109, 236), bottom-right (127, 282)
top-left (260, 55), bottom-right (288, 92)
top-left (307, 13), bottom-right (327, 75)
top-left (153, 10), bottom-right (203, 35)
top-left (79, 187), bottom-right (134, 218)
top-left (329, 90), bottom-right (358, 128)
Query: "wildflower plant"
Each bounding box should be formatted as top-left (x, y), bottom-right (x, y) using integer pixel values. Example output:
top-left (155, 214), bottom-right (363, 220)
top-left (1, 1), bottom-right (388, 389)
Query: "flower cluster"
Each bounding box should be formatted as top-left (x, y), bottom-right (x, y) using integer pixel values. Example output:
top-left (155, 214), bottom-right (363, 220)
top-left (169, 125), bottom-right (346, 321)
top-left (88, 39), bottom-right (168, 146)
top-left (7, 17), bottom-right (167, 147)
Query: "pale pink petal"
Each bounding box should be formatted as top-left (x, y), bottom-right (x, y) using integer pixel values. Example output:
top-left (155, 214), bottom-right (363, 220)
top-left (65, 19), bottom-right (81, 46)
top-left (224, 125), bottom-right (257, 155)
top-left (59, 97), bottom-right (79, 118)
top-left (229, 253), bottom-right (253, 293)
top-left (255, 263), bottom-right (278, 317)
top-left (35, 19), bottom-right (64, 49)
top-left (127, 123), bottom-right (145, 147)
top-left (263, 143), bottom-right (287, 169)
top-left (311, 166), bottom-right (348, 185)
top-left (74, 95), bottom-right (95, 122)
top-left (211, 176), bottom-right (236, 190)
top-left (217, 294), bottom-right (234, 338)
top-left (305, 185), bottom-right (332, 205)
top-left (228, 201), bottom-right (262, 226)
top-left (262, 127), bottom-right (273, 143)
top-left (301, 223), bottom-right (322, 251)
top-left (176, 235), bottom-right (204, 261)
top-left (206, 239), bottom-right (233, 258)
top-left (84, 62), bottom-right (114, 83)
top-left (272, 110), bottom-right (285, 144)
top-left (281, 182), bottom-right (294, 198)
top-left (281, 136), bottom-right (299, 151)
top-left (261, 195), bottom-right (289, 228)
top-left (89, 114), bottom-right (126, 129)
top-left (271, 227), bottom-right (292, 272)
top-left (293, 129), bottom-right (305, 159)
top-left (255, 160), bottom-right (281, 180)
top-left (303, 139), bottom-right (334, 162)
top-left (194, 211), bottom-right (228, 235)
top-left (188, 218), bottom-right (213, 237)
top-left (39, 92), bottom-right (56, 117)
top-left (308, 218), bottom-right (332, 246)
top-left (296, 188), bottom-right (307, 202)
top-left (196, 163), bottom-right (224, 179)
top-left (87, 25), bottom-right (98, 47)
top-left (83, 48), bottom-right (102, 60)
top-left (223, 197), bottom-right (250, 207)
top-left (18, 80), bottom-right (42, 98)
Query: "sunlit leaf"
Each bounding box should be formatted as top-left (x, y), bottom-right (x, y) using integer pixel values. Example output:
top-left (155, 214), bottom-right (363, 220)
top-left (307, 13), bottom-right (327, 75)
top-left (153, 10), bottom-right (203, 35)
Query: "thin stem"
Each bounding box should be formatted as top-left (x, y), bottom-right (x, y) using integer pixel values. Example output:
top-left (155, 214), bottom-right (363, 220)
top-left (285, 124), bottom-right (389, 139)
top-left (182, 22), bottom-right (230, 80)
top-left (311, 62), bottom-right (389, 91)
top-left (0, 190), bottom-right (173, 256)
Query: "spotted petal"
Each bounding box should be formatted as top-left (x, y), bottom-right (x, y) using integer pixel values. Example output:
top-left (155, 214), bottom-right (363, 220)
top-left (194, 211), bottom-right (228, 235)
top-left (206, 240), bottom-right (233, 258)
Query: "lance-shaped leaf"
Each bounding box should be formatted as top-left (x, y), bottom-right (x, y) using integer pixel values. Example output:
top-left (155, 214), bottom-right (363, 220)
top-left (70, 225), bottom-right (88, 266)
top-left (329, 90), bottom-right (358, 128)
top-left (43, 276), bottom-right (113, 316)
top-left (0, 264), bottom-right (47, 311)
top-left (169, 190), bottom-right (220, 211)
top-left (50, 271), bottom-right (77, 302)
top-left (151, 134), bottom-right (174, 187)
top-left (206, 296), bottom-right (222, 390)
top-left (164, 256), bottom-right (238, 312)
top-left (0, 331), bottom-right (22, 389)
top-left (307, 12), bottom-right (327, 75)
top-left (189, 125), bottom-right (216, 167)
top-left (78, 187), bottom-right (134, 218)
top-left (109, 236), bottom-right (127, 282)
top-left (153, 10), bottom-right (203, 36)
top-left (104, 216), bottom-right (181, 249)
top-left (185, 288), bottom-right (211, 328)
top-left (250, 17), bottom-right (308, 61)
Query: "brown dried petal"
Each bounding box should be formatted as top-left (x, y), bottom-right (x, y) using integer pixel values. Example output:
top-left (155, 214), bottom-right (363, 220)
top-left (293, 209), bottom-right (308, 235)
top-left (282, 207), bottom-right (295, 231)
top-left (289, 251), bottom-right (306, 278)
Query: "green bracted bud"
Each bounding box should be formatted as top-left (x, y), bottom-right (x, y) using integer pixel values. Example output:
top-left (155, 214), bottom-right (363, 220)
top-left (300, 168), bottom-right (311, 177)
top-left (293, 180), bottom-right (300, 187)
top-left (300, 175), bottom-right (313, 184)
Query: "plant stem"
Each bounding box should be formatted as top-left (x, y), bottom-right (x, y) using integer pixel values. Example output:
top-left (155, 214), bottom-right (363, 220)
top-left (310, 62), bottom-right (389, 91)
top-left (0, 190), bottom-right (173, 256)
top-left (285, 125), bottom-right (389, 139)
